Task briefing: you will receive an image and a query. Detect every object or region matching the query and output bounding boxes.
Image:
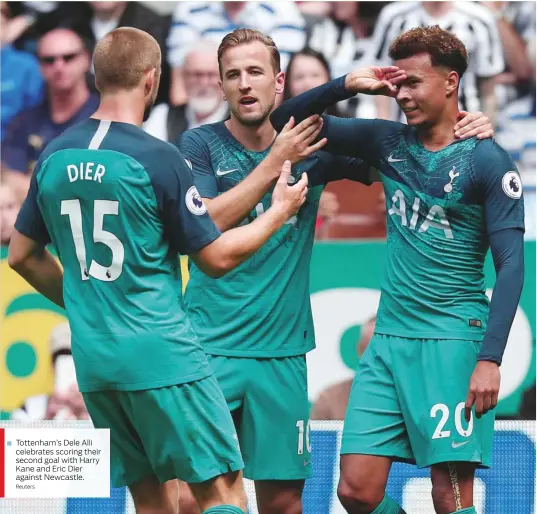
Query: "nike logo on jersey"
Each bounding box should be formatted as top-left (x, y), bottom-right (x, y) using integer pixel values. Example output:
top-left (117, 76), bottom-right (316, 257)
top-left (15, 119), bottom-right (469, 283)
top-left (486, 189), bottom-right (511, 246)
top-left (216, 168), bottom-right (238, 176)
top-left (387, 153), bottom-right (406, 163)
top-left (444, 166), bottom-right (460, 193)
top-left (451, 440), bottom-right (470, 449)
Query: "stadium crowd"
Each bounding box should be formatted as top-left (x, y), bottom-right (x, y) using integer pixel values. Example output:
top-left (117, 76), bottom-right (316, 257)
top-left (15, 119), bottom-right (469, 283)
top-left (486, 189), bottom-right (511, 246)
top-left (1, 0), bottom-right (535, 422)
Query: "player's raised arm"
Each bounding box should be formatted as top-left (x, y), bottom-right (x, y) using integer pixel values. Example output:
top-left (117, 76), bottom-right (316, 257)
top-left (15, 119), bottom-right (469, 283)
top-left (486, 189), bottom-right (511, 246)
top-left (270, 69), bottom-right (406, 162)
top-left (192, 161), bottom-right (307, 277)
top-left (465, 140), bottom-right (525, 421)
top-left (178, 115), bottom-right (325, 232)
top-left (8, 168), bottom-right (64, 308)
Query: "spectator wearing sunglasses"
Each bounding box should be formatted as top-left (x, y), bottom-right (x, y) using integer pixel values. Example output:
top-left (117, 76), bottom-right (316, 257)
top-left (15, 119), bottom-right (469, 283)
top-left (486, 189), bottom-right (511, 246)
top-left (1, 26), bottom-right (98, 175)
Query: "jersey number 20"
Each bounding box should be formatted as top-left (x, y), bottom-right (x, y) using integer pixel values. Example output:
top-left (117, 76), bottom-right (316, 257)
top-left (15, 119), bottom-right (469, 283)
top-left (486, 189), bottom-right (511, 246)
top-left (61, 199), bottom-right (124, 282)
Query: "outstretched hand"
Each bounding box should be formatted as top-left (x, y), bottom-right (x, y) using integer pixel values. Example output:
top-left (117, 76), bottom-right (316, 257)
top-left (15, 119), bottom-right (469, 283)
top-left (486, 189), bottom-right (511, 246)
top-left (345, 66), bottom-right (407, 97)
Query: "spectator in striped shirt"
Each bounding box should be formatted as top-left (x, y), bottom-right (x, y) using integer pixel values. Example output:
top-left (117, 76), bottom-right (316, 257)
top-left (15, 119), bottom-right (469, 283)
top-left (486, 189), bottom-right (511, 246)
top-left (369, 1), bottom-right (504, 125)
top-left (167, 1), bottom-right (306, 105)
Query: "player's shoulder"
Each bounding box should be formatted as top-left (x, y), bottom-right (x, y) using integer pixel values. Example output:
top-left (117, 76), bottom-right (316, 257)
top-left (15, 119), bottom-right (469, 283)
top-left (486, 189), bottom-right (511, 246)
top-left (178, 122), bottom-right (224, 151)
top-left (473, 138), bottom-right (514, 164)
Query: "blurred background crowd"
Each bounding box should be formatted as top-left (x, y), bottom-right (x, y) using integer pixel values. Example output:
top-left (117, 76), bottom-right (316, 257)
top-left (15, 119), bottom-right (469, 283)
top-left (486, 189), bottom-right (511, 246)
top-left (1, 1), bottom-right (535, 422)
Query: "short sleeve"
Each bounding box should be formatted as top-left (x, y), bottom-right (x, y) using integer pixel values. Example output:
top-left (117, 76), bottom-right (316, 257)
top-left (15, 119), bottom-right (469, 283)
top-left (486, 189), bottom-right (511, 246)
top-left (473, 139), bottom-right (525, 236)
top-left (149, 146), bottom-right (221, 255)
top-left (176, 130), bottom-right (218, 199)
top-left (14, 163), bottom-right (51, 245)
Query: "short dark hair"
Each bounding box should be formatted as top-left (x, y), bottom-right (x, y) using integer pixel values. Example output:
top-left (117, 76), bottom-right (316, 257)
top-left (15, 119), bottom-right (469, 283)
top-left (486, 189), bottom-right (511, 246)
top-left (388, 25), bottom-right (468, 79)
top-left (218, 28), bottom-right (281, 77)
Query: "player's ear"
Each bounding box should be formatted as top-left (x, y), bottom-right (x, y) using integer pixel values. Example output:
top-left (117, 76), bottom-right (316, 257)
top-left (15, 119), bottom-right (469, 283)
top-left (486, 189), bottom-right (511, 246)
top-left (446, 70), bottom-right (459, 97)
top-left (219, 80), bottom-right (227, 102)
top-left (275, 71), bottom-right (285, 95)
top-left (144, 68), bottom-right (156, 97)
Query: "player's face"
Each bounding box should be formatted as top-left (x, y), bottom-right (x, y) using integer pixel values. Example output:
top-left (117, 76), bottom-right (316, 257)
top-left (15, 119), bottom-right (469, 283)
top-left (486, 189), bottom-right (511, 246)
top-left (394, 53), bottom-right (456, 126)
top-left (220, 42), bottom-right (285, 127)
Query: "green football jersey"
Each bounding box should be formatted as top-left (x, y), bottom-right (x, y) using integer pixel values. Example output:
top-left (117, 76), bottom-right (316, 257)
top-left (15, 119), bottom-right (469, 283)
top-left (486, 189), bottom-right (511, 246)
top-left (15, 119), bottom-right (221, 392)
top-left (178, 122), bottom-right (372, 357)
top-left (317, 120), bottom-right (525, 341)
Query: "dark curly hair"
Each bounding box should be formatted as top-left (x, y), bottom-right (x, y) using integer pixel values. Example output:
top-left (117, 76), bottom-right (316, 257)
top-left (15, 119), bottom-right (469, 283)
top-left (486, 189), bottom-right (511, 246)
top-left (388, 25), bottom-right (468, 79)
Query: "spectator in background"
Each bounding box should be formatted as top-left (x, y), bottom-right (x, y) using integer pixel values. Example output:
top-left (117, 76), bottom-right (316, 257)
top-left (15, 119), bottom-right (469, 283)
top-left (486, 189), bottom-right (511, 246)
top-left (85, 1), bottom-right (171, 104)
top-left (144, 40), bottom-right (228, 143)
top-left (370, 1), bottom-right (504, 125)
top-left (1, 26), bottom-right (98, 175)
top-left (311, 316), bottom-right (376, 421)
top-left (284, 48), bottom-right (349, 117)
top-left (167, 1), bottom-right (306, 105)
top-left (0, 179), bottom-right (21, 246)
top-left (0, 1), bottom-right (44, 141)
top-left (304, 2), bottom-right (372, 78)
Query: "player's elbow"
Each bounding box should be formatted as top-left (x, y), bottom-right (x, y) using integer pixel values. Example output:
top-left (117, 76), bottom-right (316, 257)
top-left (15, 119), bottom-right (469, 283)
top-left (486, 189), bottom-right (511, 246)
top-left (8, 245), bottom-right (28, 272)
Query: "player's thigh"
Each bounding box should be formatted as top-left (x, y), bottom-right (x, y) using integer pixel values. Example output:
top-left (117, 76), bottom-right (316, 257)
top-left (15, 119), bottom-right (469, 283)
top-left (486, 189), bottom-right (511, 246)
top-left (189, 470), bottom-right (247, 512)
top-left (241, 356), bottom-right (312, 481)
top-left (430, 462), bottom-right (477, 513)
top-left (391, 338), bottom-right (494, 468)
top-left (341, 334), bottom-right (413, 464)
top-left (129, 375), bottom-right (244, 485)
top-left (82, 390), bottom-right (153, 488)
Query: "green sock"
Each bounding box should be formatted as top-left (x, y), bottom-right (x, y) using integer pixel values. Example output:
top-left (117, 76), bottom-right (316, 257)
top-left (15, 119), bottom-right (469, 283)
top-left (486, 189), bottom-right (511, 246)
top-left (371, 495), bottom-right (407, 514)
top-left (203, 506), bottom-right (244, 514)
top-left (447, 508), bottom-right (476, 514)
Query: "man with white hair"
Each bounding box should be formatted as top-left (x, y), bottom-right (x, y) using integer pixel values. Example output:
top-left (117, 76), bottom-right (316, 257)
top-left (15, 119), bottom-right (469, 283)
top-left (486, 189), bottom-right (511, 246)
top-left (144, 40), bottom-right (228, 143)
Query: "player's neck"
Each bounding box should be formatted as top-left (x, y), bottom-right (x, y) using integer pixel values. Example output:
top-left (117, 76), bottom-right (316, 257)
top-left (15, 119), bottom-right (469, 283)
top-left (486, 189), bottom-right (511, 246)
top-left (225, 116), bottom-right (276, 152)
top-left (417, 111), bottom-right (459, 151)
top-left (48, 83), bottom-right (90, 125)
top-left (92, 93), bottom-right (145, 127)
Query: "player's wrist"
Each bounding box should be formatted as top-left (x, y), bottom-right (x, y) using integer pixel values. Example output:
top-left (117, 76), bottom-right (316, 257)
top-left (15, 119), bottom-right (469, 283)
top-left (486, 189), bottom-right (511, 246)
top-left (344, 72), bottom-right (357, 93)
top-left (264, 152), bottom-right (286, 179)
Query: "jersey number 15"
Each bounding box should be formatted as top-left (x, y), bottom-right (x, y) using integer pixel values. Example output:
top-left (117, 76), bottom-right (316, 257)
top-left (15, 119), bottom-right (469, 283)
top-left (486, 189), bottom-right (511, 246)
top-left (61, 199), bottom-right (124, 282)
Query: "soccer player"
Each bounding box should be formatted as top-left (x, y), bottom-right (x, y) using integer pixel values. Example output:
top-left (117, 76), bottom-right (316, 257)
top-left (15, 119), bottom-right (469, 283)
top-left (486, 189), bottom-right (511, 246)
top-left (271, 26), bottom-right (525, 514)
top-left (178, 28), bottom-right (495, 514)
top-left (8, 27), bottom-right (308, 514)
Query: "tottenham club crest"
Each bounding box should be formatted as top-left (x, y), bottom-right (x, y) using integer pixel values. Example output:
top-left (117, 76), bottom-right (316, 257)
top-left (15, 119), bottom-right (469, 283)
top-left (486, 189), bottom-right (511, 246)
top-left (502, 171), bottom-right (522, 199)
top-left (185, 186), bottom-right (207, 215)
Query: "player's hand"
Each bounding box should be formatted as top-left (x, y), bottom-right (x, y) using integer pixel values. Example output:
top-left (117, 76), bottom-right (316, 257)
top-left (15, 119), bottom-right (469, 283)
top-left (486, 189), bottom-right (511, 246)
top-left (454, 111), bottom-right (494, 140)
top-left (271, 115), bottom-right (327, 165)
top-left (271, 160), bottom-right (308, 218)
top-left (465, 361), bottom-right (501, 421)
top-left (345, 66), bottom-right (407, 97)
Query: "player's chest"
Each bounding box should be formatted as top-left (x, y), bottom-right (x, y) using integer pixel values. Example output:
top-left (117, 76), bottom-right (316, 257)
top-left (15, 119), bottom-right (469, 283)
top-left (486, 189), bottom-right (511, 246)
top-left (209, 148), bottom-right (322, 202)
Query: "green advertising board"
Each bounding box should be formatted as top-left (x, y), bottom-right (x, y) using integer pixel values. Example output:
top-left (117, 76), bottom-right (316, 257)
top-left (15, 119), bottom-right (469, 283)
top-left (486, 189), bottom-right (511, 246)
top-left (1, 242), bottom-right (535, 418)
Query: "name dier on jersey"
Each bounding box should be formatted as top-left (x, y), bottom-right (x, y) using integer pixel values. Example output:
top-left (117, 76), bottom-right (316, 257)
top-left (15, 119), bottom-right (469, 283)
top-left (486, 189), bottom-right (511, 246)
top-left (67, 163), bottom-right (106, 183)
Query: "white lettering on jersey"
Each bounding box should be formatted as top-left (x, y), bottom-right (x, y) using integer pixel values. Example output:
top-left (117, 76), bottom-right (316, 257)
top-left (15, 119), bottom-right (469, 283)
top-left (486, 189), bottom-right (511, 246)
top-left (67, 163), bottom-right (106, 183)
top-left (388, 189), bottom-right (453, 239)
top-left (419, 205), bottom-right (454, 239)
top-left (387, 190), bottom-right (407, 226)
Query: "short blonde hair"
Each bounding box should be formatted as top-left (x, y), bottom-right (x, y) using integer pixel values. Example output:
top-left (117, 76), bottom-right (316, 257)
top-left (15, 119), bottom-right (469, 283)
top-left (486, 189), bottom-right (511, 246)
top-left (93, 27), bottom-right (161, 91)
top-left (218, 28), bottom-right (280, 77)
